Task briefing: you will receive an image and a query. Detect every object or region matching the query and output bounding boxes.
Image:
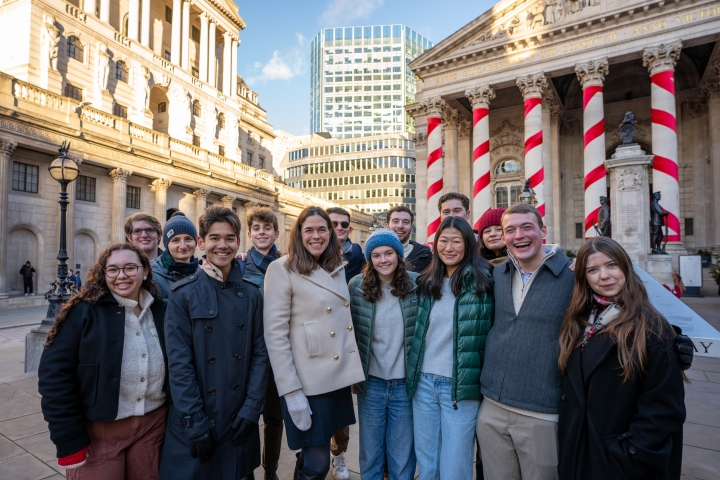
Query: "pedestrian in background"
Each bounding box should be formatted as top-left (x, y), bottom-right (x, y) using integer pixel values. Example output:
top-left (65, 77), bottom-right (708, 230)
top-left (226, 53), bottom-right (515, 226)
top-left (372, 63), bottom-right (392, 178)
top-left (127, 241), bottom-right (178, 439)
top-left (39, 243), bottom-right (168, 479)
top-left (477, 208), bottom-right (508, 266)
top-left (150, 211), bottom-right (199, 303)
top-left (349, 228), bottom-right (418, 480)
top-left (406, 216), bottom-right (494, 479)
top-left (19, 261), bottom-right (35, 295)
top-left (125, 213), bottom-right (163, 262)
top-left (264, 207), bottom-right (364, 480)
top-left (73, 270), bottom-right (82, 289)
top-left (557, 236), bottom-right (686, 480)
top-left (385, 205), bottom-right (431, 273)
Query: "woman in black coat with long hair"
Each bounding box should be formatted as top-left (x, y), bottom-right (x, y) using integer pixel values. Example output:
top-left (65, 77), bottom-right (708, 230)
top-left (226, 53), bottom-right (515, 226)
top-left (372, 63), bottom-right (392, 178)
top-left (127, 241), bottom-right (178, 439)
top-left (557, 236), bottom-right (686, 480)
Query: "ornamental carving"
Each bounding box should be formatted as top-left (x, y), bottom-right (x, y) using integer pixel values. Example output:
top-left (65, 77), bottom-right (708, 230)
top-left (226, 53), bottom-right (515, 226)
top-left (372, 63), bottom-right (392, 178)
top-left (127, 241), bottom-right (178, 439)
top-left (466, 85), bottom-right (495, 109)
top-left (42, 15), bottom-right (61, 71)
top-left (685, 100), bottom-right (707, 119)
top-left (442, 107), bottom-right (459, 127)
top-left (575, 58), bottom-right (609, 88)
top-left (194, 188), bottom-right (211, 199)
top-left (701, 61), bottom-right (720, 99)
top-left (491, 132), bottom-right (524, 150)
top-left (150, 178), bottom-right (172, 192)
top-left (643, 42), bottom-right (682, 76)
top-left (0, 140), bottom-right (17, 158)
top-left (95, 42), bottom-right (111, 92)
top-left (516, 72), bottom-right (547, 99)
top-left (109, 168), bottom-right (132, 183)
top-left (413, 132), bottom-right (427, 148)
top-left (559, 116), bottom-right (580, 136)
top-left (221, 195), bottom-right (236, 207)
top-left (420, 97), bottom-right (446, 117)
top-left (617, 167), bottom-right (643, 192)
top-left (490, 119), bottom-right (524, 136)
top-left (458, 120), bottom-right (472, 140)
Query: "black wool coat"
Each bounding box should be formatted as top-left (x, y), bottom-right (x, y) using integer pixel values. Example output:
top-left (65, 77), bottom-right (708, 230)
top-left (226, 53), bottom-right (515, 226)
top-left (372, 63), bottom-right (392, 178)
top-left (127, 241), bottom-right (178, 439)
top-left (406, 240), bottom-right (432, 273)
top-left (38, 293), bottom-right (167, 457)
top-left (558, 328), bottom-right (685, 480)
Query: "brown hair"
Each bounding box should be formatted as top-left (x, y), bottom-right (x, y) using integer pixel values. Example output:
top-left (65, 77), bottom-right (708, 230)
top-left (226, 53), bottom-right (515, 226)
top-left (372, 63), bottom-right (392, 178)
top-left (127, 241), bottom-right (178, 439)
top-left (199, 205), bottom-right (241, 239)
top-left (124, 212), bottom-right (162, 236)
top-left (501, 203), bottom-right (544, 229)
top-left (437, 192), bottom-right (470, 213)
top-left (326, 207), bottom-right (351, 221)
top-left (386, 205), bottom-right (414, 224)
top-left (361, 251), bottom-right (415, 302)
top-left (246, 206), bottom-right (279, 231)
top-left (45, 243), bottom-right (157, 346)
top-left (286, 207), bottom-right (344, 275)
top-left (558, 237), bottom-right (677, 382)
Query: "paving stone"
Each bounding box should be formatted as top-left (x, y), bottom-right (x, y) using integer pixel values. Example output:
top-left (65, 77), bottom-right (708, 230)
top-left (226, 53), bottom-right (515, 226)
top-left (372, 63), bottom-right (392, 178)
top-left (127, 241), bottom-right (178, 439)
top-left (691, 361), bottom-right (720, 374)
top-left (0, 395), bottom-right (41, 422)
top-left (682, 445), bottom-right (720, 480)
top-left (0, 434), bottom-right (24, 461)
top-left (684, 389), bottom-right (720, 409)
top-left (685, 403), bottom-right (720, 429)
top-left (684, 422), bottom-right (720, 452)
top-left (0, 383), bottom-right (31, 404)
top-left (15, 432), bottom-right (57, 463)
top-left (0, 413), bottom-right (48, 441)
top-left (8, 376), bottom-right (41, 398)
top-left (685, 369), bottom-right (708, 382)
top-left (704, 371), bottom-right (720, 383)
top-left (0, 452), bottom-right (57, 480)
top-left (684, 379), bottom-right (720, 395)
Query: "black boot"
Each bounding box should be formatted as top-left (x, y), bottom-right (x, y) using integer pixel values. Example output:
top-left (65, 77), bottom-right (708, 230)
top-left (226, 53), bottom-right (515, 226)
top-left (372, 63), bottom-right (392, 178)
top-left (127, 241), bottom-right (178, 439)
top-left (476, 459), bottom-right (485, 480)
top-left (296, 465), bottom-right (328, 480)
top-left (293, 452), bottom-right (304, 480)
top-left (264, 473), bottom-right (279, 480)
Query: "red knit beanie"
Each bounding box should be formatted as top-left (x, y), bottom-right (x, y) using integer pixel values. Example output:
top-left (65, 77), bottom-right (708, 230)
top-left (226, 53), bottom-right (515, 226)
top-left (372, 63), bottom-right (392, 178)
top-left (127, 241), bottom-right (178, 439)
top-left (477, 208), bottom-right (505, 234)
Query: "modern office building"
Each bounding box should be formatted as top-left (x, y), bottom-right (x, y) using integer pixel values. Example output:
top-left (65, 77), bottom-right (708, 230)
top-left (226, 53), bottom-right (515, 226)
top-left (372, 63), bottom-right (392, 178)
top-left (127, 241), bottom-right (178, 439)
top-left (310, 25), bottom-right (432, 139)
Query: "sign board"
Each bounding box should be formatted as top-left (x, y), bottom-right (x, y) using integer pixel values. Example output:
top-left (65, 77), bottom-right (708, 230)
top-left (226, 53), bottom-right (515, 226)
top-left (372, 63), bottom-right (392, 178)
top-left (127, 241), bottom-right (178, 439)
top-left (679, 255), bottom-right (703, 288)
top-left (636, 264), bottom-right (720, 358)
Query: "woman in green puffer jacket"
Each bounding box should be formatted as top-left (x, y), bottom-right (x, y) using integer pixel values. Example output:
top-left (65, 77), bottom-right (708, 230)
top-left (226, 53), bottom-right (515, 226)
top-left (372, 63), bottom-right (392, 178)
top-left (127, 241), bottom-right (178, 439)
top-left (406, 216), bottom-right (494, 480)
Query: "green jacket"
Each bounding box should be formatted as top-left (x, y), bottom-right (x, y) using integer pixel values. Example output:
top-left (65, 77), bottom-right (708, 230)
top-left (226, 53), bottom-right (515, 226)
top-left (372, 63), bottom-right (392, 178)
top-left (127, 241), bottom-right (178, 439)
top-left (406, 266), bottom-right (494, 404)
top-left (348, 272), bottom-right (419, 396)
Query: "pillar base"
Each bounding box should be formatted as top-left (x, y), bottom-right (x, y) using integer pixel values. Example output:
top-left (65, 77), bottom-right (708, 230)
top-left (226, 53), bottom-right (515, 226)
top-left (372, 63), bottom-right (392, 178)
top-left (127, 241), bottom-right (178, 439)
top-left (646, 255), bottom-right (673, 286)
top-left (25, 297), bottom-right (65, 373)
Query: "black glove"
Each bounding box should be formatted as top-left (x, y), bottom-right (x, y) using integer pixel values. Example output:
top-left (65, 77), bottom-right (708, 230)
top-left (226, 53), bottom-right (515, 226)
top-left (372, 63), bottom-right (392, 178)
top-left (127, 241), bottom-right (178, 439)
top-left (231, 417), bottom-right (256, 445)
top-left (672, 325), bottom-right (694, 371)
top-left (189, 430), bottom-right (216, 463)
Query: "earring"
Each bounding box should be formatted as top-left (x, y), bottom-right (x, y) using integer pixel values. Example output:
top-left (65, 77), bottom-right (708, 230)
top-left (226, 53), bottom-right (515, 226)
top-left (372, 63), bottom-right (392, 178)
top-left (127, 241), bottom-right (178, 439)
top-left (143, 276), bottom-right (147, 280)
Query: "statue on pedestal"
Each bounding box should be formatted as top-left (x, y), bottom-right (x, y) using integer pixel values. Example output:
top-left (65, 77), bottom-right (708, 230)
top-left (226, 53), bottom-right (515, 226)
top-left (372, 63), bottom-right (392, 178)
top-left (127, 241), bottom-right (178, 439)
top-left (619, 112), bottom-right (637, 145)
top-left (650, 191), bottom-right (668, 254)
top-left (597, 196), bottom-right (611, 237)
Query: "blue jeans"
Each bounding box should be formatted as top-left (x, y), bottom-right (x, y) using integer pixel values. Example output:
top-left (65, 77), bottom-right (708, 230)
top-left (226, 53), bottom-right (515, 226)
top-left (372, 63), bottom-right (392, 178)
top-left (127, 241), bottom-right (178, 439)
top-left (358, 376), bottom-right (416, 480)
top-left (412, 373), bottom-right (480, 480)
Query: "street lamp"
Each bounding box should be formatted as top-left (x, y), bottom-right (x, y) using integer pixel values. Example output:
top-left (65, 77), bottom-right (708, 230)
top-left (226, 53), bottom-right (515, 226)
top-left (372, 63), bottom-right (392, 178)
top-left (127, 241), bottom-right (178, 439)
top-left (520, 179), bottom-right (537, 207)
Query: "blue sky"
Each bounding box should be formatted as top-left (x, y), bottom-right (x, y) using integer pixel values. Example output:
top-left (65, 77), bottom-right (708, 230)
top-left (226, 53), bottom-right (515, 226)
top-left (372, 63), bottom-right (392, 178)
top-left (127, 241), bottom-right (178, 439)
top-left (234, 0), bottom-right (496, 135)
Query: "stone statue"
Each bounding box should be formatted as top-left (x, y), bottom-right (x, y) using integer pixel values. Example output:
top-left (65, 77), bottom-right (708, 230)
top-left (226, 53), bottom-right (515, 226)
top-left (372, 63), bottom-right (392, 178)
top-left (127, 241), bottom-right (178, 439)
top-left (207, 107), bottom-right (218, 141)
top-left (95, 42), bottom-right (110, 91)
top-left (43, 15), bottom-right (61, 71)
top-left (141, 66), bottom-right (151, 110)
top-left (650, 191), bottom-right (669, 254)
top-left (619, 111), bottom-right (637, 145)
top-left (597, 196), bottom-right (611, 237)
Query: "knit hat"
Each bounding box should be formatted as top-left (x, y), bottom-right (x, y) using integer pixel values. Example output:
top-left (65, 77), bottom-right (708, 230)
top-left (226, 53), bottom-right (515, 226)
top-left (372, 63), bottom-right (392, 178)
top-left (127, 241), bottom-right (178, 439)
top-left (477, 208), bottom-right (505, 234)
top-left (364, 228), bottom-right (404, 262)
top-left (162, 212), bottom-right (198, 248)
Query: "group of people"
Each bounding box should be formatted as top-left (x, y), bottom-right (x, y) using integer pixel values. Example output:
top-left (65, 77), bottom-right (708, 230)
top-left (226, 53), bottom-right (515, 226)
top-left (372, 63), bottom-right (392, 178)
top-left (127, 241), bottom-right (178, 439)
top-left (37, 191), bottom-right (690, 480)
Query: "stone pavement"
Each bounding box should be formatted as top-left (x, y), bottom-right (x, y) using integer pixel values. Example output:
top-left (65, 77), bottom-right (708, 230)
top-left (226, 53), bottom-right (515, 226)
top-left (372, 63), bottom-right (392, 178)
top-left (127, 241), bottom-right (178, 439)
top-left (0, 298), bottom-right (718, 480)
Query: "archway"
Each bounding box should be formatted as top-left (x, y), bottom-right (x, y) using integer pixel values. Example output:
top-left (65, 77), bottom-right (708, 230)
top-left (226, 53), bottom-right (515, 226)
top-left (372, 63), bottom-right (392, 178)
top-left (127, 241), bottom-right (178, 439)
top-left (166, 208), bottom-right (179, 221)
top-left (73, 231), bottom-right (97, 285)
top-left (5, 228), bottom-right (39, 294)
top-left (150, 86), bottom-right (170, 134)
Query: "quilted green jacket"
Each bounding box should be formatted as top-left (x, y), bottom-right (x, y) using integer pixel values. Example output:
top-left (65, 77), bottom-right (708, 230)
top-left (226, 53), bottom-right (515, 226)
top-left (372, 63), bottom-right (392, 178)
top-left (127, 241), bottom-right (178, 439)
top-left (348, 272), bottom-right (419, 396)
top-left (406, 265), bottom-right (494, 404)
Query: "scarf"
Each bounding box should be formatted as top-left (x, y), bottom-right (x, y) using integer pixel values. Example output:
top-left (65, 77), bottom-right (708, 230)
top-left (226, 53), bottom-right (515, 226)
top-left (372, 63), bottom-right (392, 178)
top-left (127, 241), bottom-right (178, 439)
top-left (249, 244), bottom-right (278, 274)
top-left (160, 249), bottom-right (198, 278)
top-left (199, 256), bottom-right (227, 282)
top-left (580, 294), bottom-right (620, 351)
top-left (341, 238), bottom-right (353, 255)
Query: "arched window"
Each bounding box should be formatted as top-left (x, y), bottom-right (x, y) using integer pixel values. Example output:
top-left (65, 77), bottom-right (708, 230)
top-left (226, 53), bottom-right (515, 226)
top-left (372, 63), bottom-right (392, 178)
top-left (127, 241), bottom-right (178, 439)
top-left (192, 100), bottom-right (201, 117)
top-left (67, 36), bottom-right (84, 62)
top-left (494, 159), bottom-right (523, 176)
top-left (157, 102), bottom-right (167, 113)
top-left (122, 14), bottom-right (129, 37)
top-left (218, 113), bottom-right (225, 130)
top-left (115, 61), bottom-right (128, 83)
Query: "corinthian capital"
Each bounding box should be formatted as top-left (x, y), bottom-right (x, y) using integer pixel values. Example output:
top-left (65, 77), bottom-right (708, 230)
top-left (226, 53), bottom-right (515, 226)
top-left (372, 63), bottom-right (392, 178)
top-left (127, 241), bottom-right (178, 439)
top-left (109, 168), bottom-right (132, 183)
top-left (516, 73), bottom-right (547, 99)
top-left (221, 195), bottom-right (236, 207)
top-left (194, 188), bottom-right (211, 199)
top-left (442, 107), bottom-right (459, 127)
top-left (150, 178), bottom-right (172, 192)
top-left (575, 58), bottom-right (609, 88)
top-left (465, 85), bottom-right (495, 109)
top-left (0, 140), bottom-right (17, 159)
top-left (643, 42), bottom-right (682, 75)
top-left (420, 97), bottom-right (446, 118)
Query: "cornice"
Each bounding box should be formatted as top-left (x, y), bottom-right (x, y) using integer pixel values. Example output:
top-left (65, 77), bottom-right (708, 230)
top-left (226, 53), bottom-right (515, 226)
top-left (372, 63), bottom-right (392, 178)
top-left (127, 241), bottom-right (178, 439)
top-left (206, 0), bottom-right (246, 30)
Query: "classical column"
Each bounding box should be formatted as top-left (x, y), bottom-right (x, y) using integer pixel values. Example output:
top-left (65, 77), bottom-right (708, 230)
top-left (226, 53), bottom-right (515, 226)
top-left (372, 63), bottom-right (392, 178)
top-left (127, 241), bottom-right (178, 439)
top-left (208, 20), bottom-right (217, 88)
top-left (703, 61), bottom-right (720, 248)
top-left (110, 169), bottom-right (132, 243)
top-left (221, 195), bottom-right (236, 208)
top-left (442, 107), bottom-right (459, 194)
top-left (0, 141), bottom-right (17, 296)
top-left (541, 94), bottom-right (555, 243)
top-left (199, 13), bottom-right (210, 82)
top-left (100, 0), bottom-right (109, 22)
top-left (575, 59), bottom-right (609, 238)
top-left (194, 188), bottom-right (210, 225)
top-left (181, 0), bottom-right (190, 71)
top-left (128, 0), bottom-right (140, 41)
top-left (171, 0), bottom-right (182, 65)
top-left (222, 32), bottom-right (232, 95)
top-left (151, 179), bottom-right (172, 227)
top-left (84, 0), bottom-right (97, 15)
top-left (422, 97), bottom-right (446, 244)
top-left (643, 42), bottom-right (683, 244)
top-left (466, 85), bottom-right (495, 229)
top-left (517, 73), bottom-right (548, 219)
top-left (457, 120), bottom-right (472, 202)
top-left (140, 0), bottom-right (151, 47)
top-left (231, 36), bottom-right (239, 97)
top-left (413, 132), bottom-right (428, 242)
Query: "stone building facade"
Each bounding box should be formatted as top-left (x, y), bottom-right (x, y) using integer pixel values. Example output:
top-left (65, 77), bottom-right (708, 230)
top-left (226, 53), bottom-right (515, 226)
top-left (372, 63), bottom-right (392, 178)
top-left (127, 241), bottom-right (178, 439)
top-left (0, 0), bottom-right (371, 301)
top-left (408, 0), bottom-right (720, 266)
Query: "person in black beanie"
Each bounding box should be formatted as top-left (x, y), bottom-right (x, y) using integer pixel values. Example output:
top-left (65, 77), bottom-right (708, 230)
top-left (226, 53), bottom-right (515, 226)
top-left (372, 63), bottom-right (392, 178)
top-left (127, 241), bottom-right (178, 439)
top-left (150, 211), bottom-right (199, 303)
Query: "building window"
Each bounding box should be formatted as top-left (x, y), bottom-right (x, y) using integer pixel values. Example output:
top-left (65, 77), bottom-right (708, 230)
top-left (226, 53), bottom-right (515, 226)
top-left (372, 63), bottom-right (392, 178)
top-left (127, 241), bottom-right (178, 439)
top-left (218, 145), bottom-right (225, 156)
top-left (246, 151), bottom-right (253, 165)
top-left (113, 103), bottom-right (127, 118)
top-left (685, 218), bottom-right (694, 236)
top-left (575, 223), bottom-right (583, 239)
top-left (157, 102), bottom-right (167, 113)
top-left (115, 61), bottom-right (128, 82)
top-left (247, 131), bottom-right (252, 144)
top-left (192, 135), bottom-right (201, 147)
top-left (126, 186), bottom-right (141, 209)
top-left (218, 113), bottom-right (225, 129)
top-left (64, 83), bottom-right (82, 101)
top-left (76, 175), bottom-right (96, 202)
top-left (495, 187), bottom-right (508, 209)
top-left (191, 26), bottom-right (200, 43)
top-left (67, 36), bottom-right (84, 62)
top-left (165, 5), bottom-right (172, 23)
top-left (192, 100), bottom-right (201, 116)
top-left (12, 162), bottom-right (39, 193)
top-left (164, 50), bottom-right (171, 61)
top-left (258, 156), bottom-right (265, 170)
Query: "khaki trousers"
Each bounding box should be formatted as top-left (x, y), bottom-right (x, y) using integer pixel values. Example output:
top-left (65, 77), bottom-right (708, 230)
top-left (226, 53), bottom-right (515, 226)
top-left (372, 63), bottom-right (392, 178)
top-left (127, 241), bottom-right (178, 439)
top-left (476, 400), bottom-right (558, 480)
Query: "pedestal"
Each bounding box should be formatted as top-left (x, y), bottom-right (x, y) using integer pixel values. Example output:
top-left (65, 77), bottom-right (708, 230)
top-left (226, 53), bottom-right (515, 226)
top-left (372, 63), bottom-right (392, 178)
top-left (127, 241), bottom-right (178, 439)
top-left (24, 297), bottom-right (63, 373)
top-left (646, 255), bottom-right (674, 286)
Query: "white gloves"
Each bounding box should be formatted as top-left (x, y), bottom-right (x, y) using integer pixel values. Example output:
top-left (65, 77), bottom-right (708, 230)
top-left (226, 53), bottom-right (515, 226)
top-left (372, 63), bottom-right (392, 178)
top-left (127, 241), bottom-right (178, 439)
top-left (285, 389), bottom-right (313, 431)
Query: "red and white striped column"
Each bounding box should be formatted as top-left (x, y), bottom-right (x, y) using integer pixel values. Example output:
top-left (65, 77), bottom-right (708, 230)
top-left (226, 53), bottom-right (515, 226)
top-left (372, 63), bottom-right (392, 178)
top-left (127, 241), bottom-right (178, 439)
top-left (517, 73), bottom-right (548, 218)
top-left (575, 59), bottom-right (609, 238)
top-left (644, 42), bottom-right (682, 243)
top-left (423, 97), bottom-right (446, 244)
top-left (466, 85), bottom-right (496, 231)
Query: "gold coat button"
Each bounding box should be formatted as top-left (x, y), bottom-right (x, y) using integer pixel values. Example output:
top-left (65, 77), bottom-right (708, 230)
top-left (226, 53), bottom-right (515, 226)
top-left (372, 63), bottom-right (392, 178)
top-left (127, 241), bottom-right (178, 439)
top-left (344, 302), bottom-right (349, 307)
top-left (333, 355), bottom-right (339, 360)
top-left (326, 307), bottom-right (332, 312)
top-left (330, 332), bottom-right (335, 337)
top-left (347, 325), bottom-right (353, 331)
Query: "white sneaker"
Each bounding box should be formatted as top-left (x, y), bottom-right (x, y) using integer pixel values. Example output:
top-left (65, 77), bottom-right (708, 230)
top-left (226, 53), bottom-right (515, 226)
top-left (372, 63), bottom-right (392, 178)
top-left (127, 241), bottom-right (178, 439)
top-left (24, 293), bottom-right (28, 296)
top-left (331, 453), bottom-right (349, 480)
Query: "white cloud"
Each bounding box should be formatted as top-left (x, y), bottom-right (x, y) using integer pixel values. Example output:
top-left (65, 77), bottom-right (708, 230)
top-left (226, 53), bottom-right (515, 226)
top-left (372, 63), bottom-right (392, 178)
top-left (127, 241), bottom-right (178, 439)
top-left (320, 0), bottom-right (385, 26)
top-left (246, 33), bottom-right (308, 84)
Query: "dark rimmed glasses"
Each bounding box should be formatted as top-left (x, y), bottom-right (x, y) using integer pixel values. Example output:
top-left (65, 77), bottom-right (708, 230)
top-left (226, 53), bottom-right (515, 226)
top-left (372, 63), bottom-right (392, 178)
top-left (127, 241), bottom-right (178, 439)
top-left (104, 264), bottom-right (142, 278)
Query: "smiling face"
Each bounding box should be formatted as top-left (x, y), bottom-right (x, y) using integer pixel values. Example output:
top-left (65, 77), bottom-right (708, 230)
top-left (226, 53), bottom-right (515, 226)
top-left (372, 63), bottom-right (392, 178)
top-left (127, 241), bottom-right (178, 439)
top-left (482, 225), bottom-right (505, 254)
top-left (502, 212), bottom-right (547, 272)
top-left (440, 199), bottom-right (470, 221)
top-left (585, 251), bottom-right (626, 298)
top-left (371, 246), bottom-right (399, 283)
top-left (105, 249), bottom-right (144, 301)
top-left (301, 214), bottom-right (331, 260)
top-left (248, 220), bottom-right (279, 255)
top-left (197, 221), bottom-right (240, 278)
top-left (387, 211), bottom-right (413, 244)
top-left (436, 227), bottom-right (465, 277)
top-left (329, 213), bottom-right (352, 242)
top-left (127, 220), bottom-right (159, 257)
top-left (167, 234), bottom-right (196, 263)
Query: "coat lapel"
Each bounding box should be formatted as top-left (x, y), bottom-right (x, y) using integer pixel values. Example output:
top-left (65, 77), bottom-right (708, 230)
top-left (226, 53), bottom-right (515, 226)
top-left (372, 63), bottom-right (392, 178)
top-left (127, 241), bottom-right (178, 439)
top-left (581, 334), bottom-right (617, 384)
top-left (566, 347), bottom-right (586, 405)
top-left (301, 262), bottom-right (349, 302)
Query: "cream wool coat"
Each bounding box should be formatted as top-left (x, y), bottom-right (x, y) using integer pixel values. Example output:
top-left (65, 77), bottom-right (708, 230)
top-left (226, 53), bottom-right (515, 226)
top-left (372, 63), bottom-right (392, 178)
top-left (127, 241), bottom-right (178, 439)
top-left (263, 255), bottom-right (365, 397)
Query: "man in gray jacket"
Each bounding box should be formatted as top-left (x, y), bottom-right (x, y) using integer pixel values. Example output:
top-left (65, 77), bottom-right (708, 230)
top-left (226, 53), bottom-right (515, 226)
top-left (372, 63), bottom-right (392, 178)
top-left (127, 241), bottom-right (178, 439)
top-left (477, 203), bottom-right (574, 480)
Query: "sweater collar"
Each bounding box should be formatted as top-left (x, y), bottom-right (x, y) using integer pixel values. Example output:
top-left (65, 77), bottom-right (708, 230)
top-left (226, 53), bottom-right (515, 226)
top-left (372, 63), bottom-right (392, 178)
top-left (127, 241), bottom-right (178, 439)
top-left (111, 288), bottom-right (154, 315)
top-left (505, 244), bottom-right (566, 277)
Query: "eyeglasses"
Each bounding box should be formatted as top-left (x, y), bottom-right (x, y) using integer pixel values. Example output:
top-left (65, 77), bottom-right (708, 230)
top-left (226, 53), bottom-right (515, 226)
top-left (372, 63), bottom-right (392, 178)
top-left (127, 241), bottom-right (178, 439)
top-left (104, 264), bottom-right (142, 278)
top-left (131, 228), bottom-right (158, 237)
top-left (332, 221), bottom-right (350, 229)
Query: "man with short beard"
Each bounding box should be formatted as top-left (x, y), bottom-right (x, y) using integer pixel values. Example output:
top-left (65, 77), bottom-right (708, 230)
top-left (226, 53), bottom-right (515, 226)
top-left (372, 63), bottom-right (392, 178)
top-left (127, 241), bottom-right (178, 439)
top-left (385, 205), bottom-right (431, 273)
top-left (125, 213), bottom-right (163, 261)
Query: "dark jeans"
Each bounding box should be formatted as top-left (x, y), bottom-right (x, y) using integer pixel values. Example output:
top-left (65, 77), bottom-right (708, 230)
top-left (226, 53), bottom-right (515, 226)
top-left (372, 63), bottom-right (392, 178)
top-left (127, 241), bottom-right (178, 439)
top-left (23, 278), bottom-right (33, 294)
top-left (263, 368), bottom-right (284, 473)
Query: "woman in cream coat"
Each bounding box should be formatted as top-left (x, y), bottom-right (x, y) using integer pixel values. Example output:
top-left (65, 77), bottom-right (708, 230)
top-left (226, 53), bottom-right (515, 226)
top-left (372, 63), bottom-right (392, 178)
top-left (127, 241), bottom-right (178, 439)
top-left (264, 206), bottom-right (364, 480)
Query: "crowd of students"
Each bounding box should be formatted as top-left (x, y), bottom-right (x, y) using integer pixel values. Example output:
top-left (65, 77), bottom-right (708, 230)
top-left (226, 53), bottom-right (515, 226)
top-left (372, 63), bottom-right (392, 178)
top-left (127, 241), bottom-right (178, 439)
top-left (37, 192), bottom-right (690, 480)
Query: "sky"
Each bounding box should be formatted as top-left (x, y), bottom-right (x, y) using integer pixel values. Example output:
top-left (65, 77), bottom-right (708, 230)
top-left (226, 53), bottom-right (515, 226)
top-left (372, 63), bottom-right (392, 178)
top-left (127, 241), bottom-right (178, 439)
top-left (233, 0), bottom-right (496, 136)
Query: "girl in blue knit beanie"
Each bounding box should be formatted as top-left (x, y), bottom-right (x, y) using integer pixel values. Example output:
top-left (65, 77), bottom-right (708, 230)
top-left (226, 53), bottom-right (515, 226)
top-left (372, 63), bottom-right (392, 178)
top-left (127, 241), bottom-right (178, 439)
top-left (150, 212), bottom-right (199, 302)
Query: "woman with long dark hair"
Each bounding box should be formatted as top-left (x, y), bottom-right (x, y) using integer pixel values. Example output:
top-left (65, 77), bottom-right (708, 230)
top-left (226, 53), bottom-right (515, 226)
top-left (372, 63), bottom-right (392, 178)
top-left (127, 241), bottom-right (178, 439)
top-left (405, 216), bottom-right (493, 479)
top-left (263, 207), bottom-right (365, 480)
top-left (39, 243), bottom-right (167, 479)
top-left (557, 236), bottom-right (686, 480)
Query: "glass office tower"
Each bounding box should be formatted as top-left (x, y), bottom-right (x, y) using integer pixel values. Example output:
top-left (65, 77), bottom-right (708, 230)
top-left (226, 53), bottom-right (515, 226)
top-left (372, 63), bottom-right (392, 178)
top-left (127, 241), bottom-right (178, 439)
top-left (310, 25), bottom-right (432, 139)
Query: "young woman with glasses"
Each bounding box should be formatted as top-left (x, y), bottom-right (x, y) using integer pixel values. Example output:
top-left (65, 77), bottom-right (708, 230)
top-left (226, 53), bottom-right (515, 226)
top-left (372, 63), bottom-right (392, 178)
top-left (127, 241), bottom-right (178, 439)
top-left (39, 243), bottom-right (168, 480)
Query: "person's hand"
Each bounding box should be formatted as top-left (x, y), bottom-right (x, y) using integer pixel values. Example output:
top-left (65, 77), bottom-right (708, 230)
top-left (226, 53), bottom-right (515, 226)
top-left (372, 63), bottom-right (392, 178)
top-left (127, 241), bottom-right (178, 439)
top-left (285, 389), bottom-right (313, 431)
top-left (673, 325), bottom-right (694, 371)
top-left (231, 417), bottom-right (256, 445)
top-left (569, 259), bottom-right (576, 272)
top-left (235, 252), bottom-right (247, 261)
top-left (189, 430), bottom-right (216, 462)
top-left (58, 446), bottom-right (88, 469)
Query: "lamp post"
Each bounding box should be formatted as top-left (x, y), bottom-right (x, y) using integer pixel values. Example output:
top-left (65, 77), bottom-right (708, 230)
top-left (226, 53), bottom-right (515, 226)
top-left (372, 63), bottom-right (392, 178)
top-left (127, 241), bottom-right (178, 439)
top-left (520, 179), bottom-right (538, 207)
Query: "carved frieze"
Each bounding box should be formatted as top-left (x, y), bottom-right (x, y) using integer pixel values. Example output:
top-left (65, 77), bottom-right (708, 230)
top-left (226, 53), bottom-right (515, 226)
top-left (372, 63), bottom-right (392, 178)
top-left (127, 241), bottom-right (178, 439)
top-left (490, 119), bottom-right (524, 136)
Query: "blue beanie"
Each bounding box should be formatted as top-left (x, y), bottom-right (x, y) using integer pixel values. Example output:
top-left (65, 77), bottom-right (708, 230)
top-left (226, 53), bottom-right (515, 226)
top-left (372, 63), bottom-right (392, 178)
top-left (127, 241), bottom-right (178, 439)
top-left (163, 212), bottom-right (198, 248)
top-left (364, 228), bottom-right (404, 262)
